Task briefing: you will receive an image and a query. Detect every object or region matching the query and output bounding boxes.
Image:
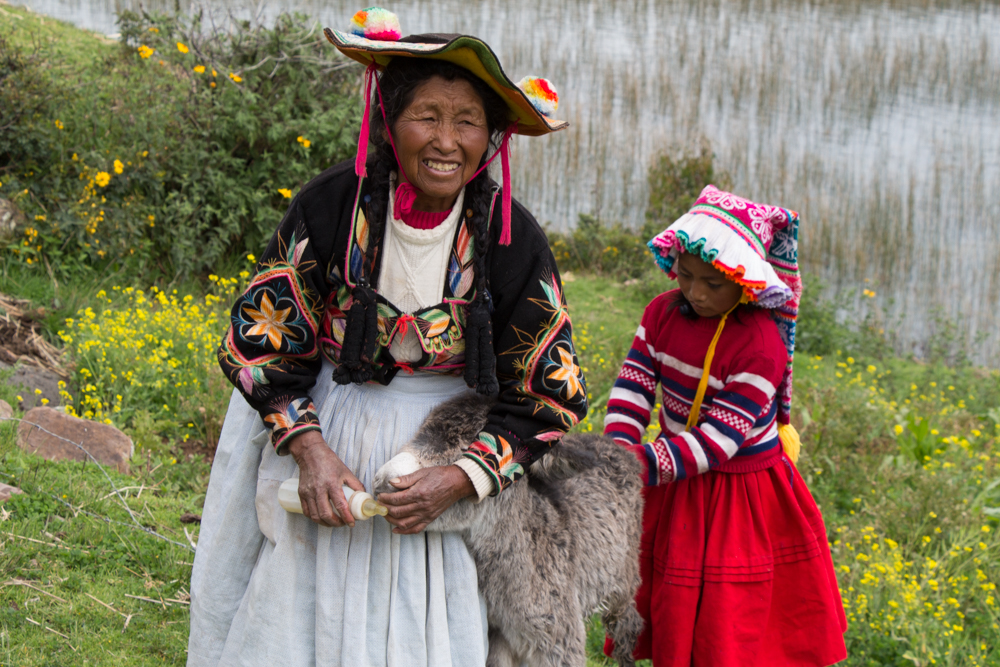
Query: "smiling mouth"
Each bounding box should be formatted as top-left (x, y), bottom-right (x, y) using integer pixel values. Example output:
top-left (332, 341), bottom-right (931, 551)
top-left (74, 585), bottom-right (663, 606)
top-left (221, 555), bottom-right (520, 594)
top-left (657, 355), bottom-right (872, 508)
top-left (423, 159), bottom-right (459, 173)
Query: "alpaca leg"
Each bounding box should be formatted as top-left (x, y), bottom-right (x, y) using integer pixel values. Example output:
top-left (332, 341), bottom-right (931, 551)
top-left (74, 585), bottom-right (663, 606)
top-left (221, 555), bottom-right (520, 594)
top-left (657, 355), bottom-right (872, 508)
top-left (604, 599), bottom-right (643, 667)
top-left (530, 616), bottom-right (586, 667)
top-left (486, 627), bottom-right (519, 667)
top-left (372, 451), bottom-right (421, 495)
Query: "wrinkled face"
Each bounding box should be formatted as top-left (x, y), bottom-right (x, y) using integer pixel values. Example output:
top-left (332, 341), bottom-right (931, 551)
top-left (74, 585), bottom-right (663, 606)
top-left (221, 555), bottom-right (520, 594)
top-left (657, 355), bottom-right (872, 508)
top-left (392, 76), bottom-right (491, 212)
top-left (675, 252), bottom-right (744, 318)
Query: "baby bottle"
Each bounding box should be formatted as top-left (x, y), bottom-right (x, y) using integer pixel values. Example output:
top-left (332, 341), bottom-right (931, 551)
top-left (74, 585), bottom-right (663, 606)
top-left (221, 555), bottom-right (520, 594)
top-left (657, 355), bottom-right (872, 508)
top-left (278, 478), bottom-right (388, 521)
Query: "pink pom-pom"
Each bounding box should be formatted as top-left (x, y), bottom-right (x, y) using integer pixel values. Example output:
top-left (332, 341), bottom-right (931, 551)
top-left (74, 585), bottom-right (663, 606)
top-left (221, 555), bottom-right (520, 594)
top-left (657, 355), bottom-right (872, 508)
top-left (349, 7), bottom-right (402, 41)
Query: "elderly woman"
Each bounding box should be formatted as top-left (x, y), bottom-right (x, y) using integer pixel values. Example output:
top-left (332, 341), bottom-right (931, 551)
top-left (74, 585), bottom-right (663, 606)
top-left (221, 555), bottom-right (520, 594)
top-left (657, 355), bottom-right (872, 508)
top-left (187, 9), bottom-right (587, 667)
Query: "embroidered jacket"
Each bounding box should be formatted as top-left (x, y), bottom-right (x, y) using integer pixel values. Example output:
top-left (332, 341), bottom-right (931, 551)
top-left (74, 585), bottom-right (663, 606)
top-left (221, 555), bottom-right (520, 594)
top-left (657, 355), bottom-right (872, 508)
top-left (219, 160), bottom-right (588, 493)
top-left (604, 290), bottom-right (787, 486)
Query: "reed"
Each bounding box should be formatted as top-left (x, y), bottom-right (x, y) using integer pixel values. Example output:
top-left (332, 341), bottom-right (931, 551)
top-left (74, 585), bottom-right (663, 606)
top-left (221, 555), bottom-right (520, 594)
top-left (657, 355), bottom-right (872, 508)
top-left (23, 0), bottom-right (1000, 362)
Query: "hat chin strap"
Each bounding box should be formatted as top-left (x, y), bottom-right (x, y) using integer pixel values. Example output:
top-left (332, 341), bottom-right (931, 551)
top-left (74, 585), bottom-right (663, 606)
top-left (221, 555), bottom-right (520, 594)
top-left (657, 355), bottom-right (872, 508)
top-left (355, 62), bottom-right (517, 245)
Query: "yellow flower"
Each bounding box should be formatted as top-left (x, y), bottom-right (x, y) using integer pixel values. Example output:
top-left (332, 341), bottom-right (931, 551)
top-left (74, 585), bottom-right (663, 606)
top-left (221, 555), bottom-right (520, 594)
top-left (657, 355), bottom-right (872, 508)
top-left (113, 159), bottom-right (124, 175)
top-left (95, 172), bottom-right (111, 188)
top-left (148, 214), bottom-right (156, 227)
top-left (177, 42), bottom-right (189, 54)
top-left (137, 45), bottom-right (154, 59)
top-left (983, 526), bottom-right (992, 533)
top-left (54, 119), bottom-right (64, 130)
top-left (297, 135), bottom-right (311, 149)
top-left (894, 424), bottom-right (903, 435)
top-left (278, 188), bottom-right (292, 199)
top-left (148, 26), bottom-right (159, 33)
top-left (247, 253), bottom-right (256, 263)
top-left (194, 64), bottom-right (206, 74)
top-left (229, 72), bottom-right (242, 83)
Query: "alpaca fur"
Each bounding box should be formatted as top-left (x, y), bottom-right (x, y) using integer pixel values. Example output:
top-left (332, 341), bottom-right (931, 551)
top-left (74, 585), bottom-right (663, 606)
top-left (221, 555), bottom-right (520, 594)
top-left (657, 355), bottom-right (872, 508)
top-left (374, 393), bottom-right (644, 667)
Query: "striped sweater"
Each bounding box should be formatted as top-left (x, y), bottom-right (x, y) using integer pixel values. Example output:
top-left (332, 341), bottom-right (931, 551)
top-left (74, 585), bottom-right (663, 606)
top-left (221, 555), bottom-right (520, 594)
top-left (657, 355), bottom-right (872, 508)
top-left (604, 290), bottom-right (788, 486)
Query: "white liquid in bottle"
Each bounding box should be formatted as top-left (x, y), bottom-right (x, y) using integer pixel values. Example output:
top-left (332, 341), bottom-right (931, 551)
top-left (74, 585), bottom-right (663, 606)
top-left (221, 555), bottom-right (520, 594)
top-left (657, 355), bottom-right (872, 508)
top-left (278, 478), bottom-right (388, 521)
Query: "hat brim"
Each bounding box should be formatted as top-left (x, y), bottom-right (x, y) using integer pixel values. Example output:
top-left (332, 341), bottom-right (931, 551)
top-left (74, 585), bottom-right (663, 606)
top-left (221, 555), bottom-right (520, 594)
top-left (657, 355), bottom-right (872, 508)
top-left (325, 29), bottom-right (568, 137)
top-left (649, 213), bottom-right (793, 309)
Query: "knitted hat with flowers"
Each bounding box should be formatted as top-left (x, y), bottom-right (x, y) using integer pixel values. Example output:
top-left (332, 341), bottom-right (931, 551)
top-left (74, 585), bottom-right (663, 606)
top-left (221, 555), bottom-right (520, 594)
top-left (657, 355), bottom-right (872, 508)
top-left (649, 185), bottom-right (803, 457)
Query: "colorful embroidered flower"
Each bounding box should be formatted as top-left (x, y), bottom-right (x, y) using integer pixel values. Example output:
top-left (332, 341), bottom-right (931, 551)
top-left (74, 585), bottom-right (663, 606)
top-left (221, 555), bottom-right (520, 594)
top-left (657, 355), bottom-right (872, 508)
top-left (547, 346), bottom-right (584, 399)
top-left (243, 292), bottom-right (294, 349)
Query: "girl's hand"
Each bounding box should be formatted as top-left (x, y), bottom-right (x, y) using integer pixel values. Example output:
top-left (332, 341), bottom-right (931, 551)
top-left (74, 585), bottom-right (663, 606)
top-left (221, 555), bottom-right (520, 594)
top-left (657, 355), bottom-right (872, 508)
top-left (288, 431), bottom-right (365, 527)
top-left (378, 465), bottom-right (475, 534)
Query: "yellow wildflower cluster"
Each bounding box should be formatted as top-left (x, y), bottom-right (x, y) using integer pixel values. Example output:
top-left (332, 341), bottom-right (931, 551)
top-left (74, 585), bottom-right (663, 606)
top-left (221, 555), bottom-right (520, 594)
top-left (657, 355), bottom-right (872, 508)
top-left (835, 522), bottom-right (999, 665)
top-left (58, 278), bottom-right (245, 438)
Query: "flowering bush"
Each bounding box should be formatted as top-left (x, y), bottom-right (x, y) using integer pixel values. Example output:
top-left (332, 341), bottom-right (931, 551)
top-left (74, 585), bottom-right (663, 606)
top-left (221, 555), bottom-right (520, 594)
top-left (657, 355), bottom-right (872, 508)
top-left (1, 11), bottom-right (360, 278)
top-left (58, 274), bottom-right (246, 450)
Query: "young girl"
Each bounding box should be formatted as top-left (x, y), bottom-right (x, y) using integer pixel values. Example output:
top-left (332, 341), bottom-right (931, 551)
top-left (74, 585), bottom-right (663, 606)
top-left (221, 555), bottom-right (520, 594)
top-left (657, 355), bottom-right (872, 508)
top-left (604, 185), bottom-right (847, 666)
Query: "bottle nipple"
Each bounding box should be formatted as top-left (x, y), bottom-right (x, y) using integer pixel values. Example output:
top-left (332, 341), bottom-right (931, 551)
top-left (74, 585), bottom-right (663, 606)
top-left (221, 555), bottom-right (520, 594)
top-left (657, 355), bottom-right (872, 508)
top-left (361, 498), bottom-right (389, 518)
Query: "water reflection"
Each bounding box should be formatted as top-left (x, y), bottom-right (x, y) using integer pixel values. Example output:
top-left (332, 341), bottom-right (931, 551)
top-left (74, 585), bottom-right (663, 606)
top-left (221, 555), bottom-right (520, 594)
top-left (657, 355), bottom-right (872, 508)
top-left (16, 0), bottom-right (1000, 364)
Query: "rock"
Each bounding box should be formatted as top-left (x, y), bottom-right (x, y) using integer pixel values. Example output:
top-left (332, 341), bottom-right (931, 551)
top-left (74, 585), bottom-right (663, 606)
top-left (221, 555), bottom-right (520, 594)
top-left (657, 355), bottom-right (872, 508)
top-left (0, 399), bottom-right (11, 420)
top-left (0, 199), bottom-right (27, 243)
top-left (17, 407), bottom-right (132, 473)
top-left (0, 482), bottom-right (23, 502)
top-left (1, 362), bottom-right (62, 410)
top-left (179, 513), bottom-right (202, 524)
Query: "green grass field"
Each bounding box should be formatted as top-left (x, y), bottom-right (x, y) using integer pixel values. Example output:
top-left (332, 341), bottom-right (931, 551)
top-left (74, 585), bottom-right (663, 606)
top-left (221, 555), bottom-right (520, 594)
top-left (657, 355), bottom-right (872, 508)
top-left (2, 272), bottom-right (1000, 666)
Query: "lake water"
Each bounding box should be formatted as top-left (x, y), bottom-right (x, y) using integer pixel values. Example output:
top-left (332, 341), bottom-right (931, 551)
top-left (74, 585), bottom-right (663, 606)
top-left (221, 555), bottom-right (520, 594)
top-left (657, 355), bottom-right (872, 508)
top-left (16, 0), bottom-right (1000, 365)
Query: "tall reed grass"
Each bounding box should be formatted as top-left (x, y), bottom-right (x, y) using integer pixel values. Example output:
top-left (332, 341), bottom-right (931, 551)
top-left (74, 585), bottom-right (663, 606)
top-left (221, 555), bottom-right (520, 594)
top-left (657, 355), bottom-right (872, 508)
top-left (17, 0), bottom-right (1000, 363)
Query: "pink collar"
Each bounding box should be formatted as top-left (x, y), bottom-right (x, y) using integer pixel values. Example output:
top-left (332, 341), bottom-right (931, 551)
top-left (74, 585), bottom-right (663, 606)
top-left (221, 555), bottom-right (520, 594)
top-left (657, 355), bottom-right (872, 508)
top-left (399, 207), bottom-right (450, 230)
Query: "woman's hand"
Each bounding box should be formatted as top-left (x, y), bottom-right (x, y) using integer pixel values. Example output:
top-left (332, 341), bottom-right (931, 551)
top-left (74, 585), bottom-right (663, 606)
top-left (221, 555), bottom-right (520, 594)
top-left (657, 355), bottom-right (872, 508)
top-left (287, 431), bottom-right (365, 527)
top-left (378, 465), bottom-right (475, 534)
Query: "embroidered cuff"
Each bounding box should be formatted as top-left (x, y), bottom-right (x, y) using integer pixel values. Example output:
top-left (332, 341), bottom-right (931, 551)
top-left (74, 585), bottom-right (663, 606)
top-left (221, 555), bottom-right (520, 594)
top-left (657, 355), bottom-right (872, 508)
top-left (265, 397), bottom-right (321, 454)
top-left (455, 458), bottom-right (495, 502)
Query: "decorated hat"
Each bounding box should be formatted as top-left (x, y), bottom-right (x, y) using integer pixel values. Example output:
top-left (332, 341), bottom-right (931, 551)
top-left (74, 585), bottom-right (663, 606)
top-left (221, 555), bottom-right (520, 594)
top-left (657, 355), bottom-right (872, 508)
top-left (649, 184), bottom-right (803, 434)
top-left (325, 9), bottom-right (566, 137)
top-left (324, 8), bottom-right (566, 246)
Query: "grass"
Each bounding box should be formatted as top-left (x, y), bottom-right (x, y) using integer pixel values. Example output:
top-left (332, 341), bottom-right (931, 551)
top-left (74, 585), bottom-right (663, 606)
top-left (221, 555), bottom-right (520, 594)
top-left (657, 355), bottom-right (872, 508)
top-left (3, 272), bottom-right (1000, 665)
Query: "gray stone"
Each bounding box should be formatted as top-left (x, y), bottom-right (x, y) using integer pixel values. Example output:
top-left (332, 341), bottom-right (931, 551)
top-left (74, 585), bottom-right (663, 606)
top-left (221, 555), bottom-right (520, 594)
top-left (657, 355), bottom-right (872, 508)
top-left (0, 199), bottom-right (27, 243)
top-left (0, 482), bottom-right (23, 503)
top-left (1, 362), bottom-right (63, 409)
top-left (17, 407), bottom-right (133, 473)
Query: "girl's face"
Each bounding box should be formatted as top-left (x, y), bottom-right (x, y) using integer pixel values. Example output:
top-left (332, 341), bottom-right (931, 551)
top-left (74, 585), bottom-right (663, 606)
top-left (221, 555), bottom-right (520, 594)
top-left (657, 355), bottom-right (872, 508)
top-left (675, 252), bottom-right (745, 318)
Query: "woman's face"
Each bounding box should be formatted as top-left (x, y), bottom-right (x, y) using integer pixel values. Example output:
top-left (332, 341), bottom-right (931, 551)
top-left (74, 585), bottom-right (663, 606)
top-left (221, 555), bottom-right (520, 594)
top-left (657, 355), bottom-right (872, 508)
top-left (675, 252), bottom-right (745, 318)
top-left (392, 76), bottom-right (491, 212)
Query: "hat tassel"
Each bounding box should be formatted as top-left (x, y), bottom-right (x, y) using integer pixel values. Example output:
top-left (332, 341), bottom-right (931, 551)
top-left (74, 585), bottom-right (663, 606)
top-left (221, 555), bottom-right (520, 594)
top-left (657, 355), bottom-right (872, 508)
top-left (499, 131), bottom-right (512, 245)
top-left (354, 63), bottom-right (377, 178)
top-left (778, 423), bottom-right (801, 464)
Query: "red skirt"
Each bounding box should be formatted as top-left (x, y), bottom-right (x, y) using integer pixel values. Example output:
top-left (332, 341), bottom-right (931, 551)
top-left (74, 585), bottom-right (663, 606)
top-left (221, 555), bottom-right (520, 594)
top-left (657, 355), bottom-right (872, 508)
top-left (605, 456), bottom-right (847, 667)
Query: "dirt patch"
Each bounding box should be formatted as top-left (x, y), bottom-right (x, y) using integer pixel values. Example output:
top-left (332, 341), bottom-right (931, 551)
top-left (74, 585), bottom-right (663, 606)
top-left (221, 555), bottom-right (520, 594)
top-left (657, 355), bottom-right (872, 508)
top-left (177, 438), bottom-right (216, 465)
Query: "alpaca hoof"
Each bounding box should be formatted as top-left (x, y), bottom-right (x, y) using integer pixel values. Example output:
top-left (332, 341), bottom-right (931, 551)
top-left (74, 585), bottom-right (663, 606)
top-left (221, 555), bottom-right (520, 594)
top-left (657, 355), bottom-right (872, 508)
top-left (373, 451), bottom-right (421, 495)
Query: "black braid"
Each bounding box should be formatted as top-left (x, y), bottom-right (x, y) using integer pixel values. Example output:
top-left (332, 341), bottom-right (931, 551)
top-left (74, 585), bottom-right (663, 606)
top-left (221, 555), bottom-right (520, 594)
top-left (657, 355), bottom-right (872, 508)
top-left (462, 169), bottom-right (500, 396)
top-left (332, 139), bottom-right (396, 385)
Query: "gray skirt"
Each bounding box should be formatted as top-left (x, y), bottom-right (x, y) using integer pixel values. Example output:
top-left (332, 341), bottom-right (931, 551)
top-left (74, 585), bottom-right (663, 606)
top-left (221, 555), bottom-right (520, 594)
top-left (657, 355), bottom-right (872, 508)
top-left (187, 364), bottom-right (488, 667)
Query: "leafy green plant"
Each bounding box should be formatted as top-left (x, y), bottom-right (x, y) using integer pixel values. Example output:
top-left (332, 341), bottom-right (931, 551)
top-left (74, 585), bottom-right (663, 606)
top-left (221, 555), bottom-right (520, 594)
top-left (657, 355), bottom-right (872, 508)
top-left (1, 10), bottom-right (361, 280)
top-left (892, 413), bottom-right (942, 466)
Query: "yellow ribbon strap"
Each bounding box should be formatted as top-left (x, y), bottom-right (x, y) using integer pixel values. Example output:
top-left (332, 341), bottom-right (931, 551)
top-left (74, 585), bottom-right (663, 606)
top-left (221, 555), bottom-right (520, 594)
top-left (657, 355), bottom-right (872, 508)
top-left (685, 300), bottom-right (741, 432)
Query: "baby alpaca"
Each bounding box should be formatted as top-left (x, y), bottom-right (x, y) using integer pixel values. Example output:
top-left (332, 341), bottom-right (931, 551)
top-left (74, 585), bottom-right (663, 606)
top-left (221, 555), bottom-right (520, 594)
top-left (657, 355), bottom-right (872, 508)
top-left (374, 393), bottom-right (644, 667)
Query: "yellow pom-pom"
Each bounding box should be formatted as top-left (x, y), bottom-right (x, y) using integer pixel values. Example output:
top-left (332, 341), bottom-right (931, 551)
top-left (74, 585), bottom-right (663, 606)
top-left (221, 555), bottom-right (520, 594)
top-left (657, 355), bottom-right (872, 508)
top-left (778, 423), bottom-right (801, 464)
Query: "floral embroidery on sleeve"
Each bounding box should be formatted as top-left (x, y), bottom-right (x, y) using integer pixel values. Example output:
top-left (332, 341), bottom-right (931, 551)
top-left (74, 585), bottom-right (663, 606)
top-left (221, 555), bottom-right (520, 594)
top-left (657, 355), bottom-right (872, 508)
top-left (219, 205), bottom-right (329, 452)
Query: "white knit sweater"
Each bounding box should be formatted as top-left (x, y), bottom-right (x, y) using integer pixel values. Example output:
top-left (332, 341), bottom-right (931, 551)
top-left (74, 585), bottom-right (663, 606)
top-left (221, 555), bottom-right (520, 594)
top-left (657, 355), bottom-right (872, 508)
top-left (378, 175), bottom-right (494, 500)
